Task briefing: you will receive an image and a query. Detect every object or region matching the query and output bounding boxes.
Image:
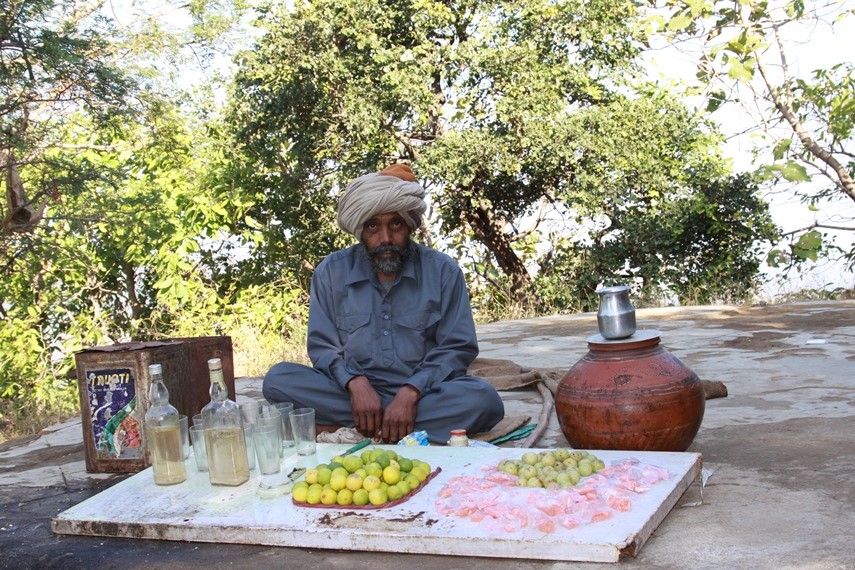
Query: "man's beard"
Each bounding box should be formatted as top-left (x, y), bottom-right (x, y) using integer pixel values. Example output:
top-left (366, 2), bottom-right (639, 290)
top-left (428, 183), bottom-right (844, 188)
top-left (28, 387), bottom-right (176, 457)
top-left (358, 239), bottom-right (418, 276)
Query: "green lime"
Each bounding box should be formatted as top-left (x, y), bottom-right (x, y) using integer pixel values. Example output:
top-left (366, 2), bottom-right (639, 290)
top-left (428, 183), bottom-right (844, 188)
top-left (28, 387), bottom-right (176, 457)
top-left (342, 455), bottom-right (363, 473)
top-left (353, 488), bottom-right (369, 505)
top-left (386, 485), bottom-right (403, 501)
top-left (292, 485), bottom-right (309, 502)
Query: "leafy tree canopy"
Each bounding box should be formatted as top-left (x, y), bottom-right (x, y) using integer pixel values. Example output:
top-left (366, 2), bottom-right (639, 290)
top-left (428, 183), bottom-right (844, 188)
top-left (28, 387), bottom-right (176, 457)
top-left (227, 0), bottom-right (777, 312)
top-left (646, 0), bottom-right (855, 272)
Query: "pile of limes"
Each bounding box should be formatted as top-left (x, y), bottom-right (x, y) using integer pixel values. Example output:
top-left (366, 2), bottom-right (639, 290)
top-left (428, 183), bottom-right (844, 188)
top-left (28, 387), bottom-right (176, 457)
top-left (292, 448), bottom-right (433, 507)
top-left (496, 449), bottom-right (606, 489)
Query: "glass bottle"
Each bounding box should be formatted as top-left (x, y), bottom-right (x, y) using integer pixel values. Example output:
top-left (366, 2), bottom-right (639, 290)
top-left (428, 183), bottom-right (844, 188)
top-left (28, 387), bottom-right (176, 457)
top-left (144, 364), bottom-right (186, 485)
top-left (448, 429), bottom-right (469, 447)
top-left (201, 358), bottom-right (250, 486)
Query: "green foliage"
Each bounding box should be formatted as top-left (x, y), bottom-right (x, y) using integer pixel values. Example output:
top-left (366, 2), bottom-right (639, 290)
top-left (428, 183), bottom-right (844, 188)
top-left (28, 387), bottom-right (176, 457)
top-left (0, 0), bottom-right (799, 441)
top-left (0, 0), bottom-right (304, 441)
top-left (229, 0), bottom-right (771, 316)
top-left (649, 0), bottom-right (855, 272)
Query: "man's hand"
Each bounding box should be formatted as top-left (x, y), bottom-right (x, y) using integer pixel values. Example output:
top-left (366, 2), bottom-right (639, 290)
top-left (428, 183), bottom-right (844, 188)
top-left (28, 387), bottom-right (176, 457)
top-left (346, 375), bottom-right (383, 438)
top-left (381, 385), bottom-right (420, 443)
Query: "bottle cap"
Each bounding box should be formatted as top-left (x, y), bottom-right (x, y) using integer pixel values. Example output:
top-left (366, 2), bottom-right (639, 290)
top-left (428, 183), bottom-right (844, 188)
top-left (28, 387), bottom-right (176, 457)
top-left (148, 364), bottom-right (163, 375)
top-left (207, 358), bottom-right (222, 371)
top-left (450, 429), bottom-right (467, 436)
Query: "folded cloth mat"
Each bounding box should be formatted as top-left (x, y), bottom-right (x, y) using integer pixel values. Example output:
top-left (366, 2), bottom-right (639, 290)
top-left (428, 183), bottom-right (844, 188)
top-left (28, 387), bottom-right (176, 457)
top-left (470, 415), bottom-right (532, 443)
top-left (488, 423), bottom-right (536, 445)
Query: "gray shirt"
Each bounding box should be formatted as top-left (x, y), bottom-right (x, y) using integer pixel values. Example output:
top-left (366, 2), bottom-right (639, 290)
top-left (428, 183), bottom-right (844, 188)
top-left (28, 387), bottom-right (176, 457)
top-left (306, 243), bottom-right (479, 394)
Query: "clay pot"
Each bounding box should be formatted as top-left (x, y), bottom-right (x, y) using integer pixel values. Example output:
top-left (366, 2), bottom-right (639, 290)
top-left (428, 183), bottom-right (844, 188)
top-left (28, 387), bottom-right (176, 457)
top-left (555, 331), bottom-right (705, 452)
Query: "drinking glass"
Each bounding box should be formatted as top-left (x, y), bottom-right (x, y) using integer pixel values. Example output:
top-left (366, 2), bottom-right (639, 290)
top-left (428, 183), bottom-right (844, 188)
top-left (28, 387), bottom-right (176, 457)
top-left (189, 424), bottom-right (208, 472)
top-left (252, 423), bottom-right (282, 475)
top-left (272, 402), bottom-right (295, 453)
top-left (290, 408), bottom-right (316, 456)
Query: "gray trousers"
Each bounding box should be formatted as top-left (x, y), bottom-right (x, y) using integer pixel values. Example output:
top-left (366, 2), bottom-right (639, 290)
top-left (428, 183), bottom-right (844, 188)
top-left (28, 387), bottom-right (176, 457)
top-left (262, 362), bottom-right (505, 444)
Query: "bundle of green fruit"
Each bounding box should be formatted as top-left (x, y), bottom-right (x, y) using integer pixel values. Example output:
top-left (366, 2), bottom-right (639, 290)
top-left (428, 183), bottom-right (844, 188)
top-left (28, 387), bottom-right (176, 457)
top-left (292, 447), bottom-right (436, 508)
top-left (496, 449), bottom-right (606, 488)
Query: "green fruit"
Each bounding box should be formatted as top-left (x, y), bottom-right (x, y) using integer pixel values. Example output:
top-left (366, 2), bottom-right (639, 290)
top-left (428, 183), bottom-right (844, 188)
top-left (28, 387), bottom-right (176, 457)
top-left (346, 473), bottom-right (364, 491)
top-left (292, 485), bottom-right (309, 502)
top-left (395, 480), bottom-right (411, 495)
top-left (365, 462), bottom-right (383, 478)
top-left (522, 452), bottom-right (538, 465)
top-left (353, 488), bottom-right (369, 505)
top-left (368, 488), bottom-right (388, 506)
top-left (386, 485), bottom-right (403, 501)
top-left (342, 455), bottom-right (363, 473)
top-left (526, 477), bottom-right (543, 488)
top-left (554, 448), bottom-right (571, 461)
top-left (317, 467), bottom-right (332, 485)
top-left (540, 451), bottom-right (557, 466)
top-left (519, 465), bottom-right (537, 480)
top-left (329, 472), bottom-right (347, 491)
top-left (306, 484), bottom-right (323, 504)
top-left (336, 488), bottom-right (353, 506)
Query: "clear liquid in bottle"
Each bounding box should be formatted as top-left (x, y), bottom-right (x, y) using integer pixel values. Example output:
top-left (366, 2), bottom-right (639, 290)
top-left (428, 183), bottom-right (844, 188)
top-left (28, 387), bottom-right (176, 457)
top-left (144, 363), bottom-right (186, 486)
top-left (201, 358), bottom-right (250, 486)
top-left (205, 426), bottom-right (251, 485)
top-left (148, 424), bottom-right (187, 485)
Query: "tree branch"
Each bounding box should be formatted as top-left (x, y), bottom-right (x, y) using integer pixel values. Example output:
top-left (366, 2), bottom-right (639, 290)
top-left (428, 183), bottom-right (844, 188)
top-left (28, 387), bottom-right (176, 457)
top-left (780, 222), bottom-right (855, 238)
top-left (746, 5), bottom-right (855, 203)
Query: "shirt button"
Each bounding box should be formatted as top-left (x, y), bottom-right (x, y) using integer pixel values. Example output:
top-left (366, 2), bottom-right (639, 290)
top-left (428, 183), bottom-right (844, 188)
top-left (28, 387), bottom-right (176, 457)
top-left (383, 314), bottom-right (390, 320)
top-left (383, 330), bottom-right (390, 336)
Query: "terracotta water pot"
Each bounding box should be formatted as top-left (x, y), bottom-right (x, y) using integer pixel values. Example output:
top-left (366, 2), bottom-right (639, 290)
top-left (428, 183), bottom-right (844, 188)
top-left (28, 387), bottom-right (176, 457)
top-left (555, 331), bottom-right (705, 452)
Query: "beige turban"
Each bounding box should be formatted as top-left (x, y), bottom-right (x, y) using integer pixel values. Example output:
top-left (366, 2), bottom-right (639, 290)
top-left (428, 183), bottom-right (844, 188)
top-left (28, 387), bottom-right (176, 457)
top-left (337, 164), bottom-right (427, 240)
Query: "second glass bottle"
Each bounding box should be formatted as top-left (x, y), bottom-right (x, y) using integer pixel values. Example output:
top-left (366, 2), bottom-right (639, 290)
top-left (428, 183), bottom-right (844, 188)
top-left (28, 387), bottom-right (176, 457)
top-left (201, 358), bottom-right (250, 486)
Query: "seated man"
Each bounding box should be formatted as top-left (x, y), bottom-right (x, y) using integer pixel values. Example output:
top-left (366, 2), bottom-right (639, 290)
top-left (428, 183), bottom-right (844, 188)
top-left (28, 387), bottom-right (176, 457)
top-left (263, 163), bottom-right (504, 444)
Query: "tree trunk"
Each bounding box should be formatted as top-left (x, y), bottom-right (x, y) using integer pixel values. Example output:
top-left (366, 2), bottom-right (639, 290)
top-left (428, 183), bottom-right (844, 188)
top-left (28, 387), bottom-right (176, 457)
top-left (123, 261), bottom-right (143, 322)
top-left (2, 148), bottom-right (45, 233)
top-left (462, 200), bottom-right (536, 308)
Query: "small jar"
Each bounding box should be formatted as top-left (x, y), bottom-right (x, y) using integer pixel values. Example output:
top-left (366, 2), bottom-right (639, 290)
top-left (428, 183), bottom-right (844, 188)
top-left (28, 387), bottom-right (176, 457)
top-left (448, 429), bottom-right (469, 447)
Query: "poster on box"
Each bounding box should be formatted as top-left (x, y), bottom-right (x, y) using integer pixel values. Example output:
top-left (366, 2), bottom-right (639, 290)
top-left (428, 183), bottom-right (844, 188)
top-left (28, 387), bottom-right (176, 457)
top-left (85, 368), bottom-right (142, 459)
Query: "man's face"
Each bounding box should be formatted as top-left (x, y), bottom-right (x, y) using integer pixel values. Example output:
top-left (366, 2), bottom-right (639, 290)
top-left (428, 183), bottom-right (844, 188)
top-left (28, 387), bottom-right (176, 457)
top-left (360, 212), bottom-right (412, 276)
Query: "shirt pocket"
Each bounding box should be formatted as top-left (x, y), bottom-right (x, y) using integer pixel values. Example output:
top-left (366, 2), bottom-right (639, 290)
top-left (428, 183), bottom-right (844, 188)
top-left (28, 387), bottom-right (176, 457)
top-left (394, 310), bottom-right (440, 364)
top-left (337, 312), bottom-right (372, 361)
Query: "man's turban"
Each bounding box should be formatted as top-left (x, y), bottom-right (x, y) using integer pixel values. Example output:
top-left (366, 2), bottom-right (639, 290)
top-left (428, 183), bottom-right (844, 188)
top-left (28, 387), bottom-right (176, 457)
top-left (337, 164), bottom-right (427, 240)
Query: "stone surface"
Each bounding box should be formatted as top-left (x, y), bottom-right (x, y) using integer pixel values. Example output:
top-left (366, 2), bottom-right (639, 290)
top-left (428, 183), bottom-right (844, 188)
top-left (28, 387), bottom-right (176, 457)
top-left (0, 301), bottom-right (853, 569)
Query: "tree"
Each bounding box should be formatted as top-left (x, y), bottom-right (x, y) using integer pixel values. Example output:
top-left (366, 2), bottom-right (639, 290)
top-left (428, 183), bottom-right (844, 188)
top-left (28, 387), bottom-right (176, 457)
top-left (529, 95), bottom-right (778, 310)
top-left (0, 0), bottom-right (298, 431)
top-left (648, 0), bottom-right (855, 271)
top-left (227, 0), bottom-right (776, 312)
top-left (1, 0), bottom-right (134, 234)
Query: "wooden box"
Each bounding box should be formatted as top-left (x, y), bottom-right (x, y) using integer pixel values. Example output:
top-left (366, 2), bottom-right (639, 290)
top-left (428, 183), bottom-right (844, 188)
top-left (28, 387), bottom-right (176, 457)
top-left (171, 336), bottom-right (236, 417)
top-left (74, 337), bottom-right (235, 474)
